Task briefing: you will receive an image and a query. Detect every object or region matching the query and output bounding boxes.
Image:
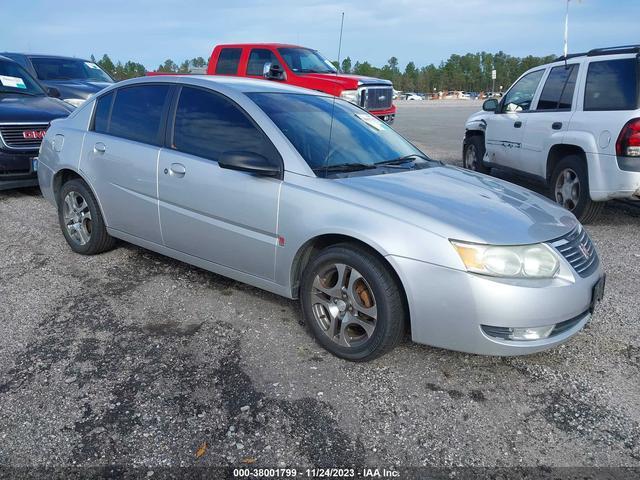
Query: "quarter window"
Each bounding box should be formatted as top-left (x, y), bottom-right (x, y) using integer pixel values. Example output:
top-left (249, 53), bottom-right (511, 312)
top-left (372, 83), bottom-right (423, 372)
top-left (584, 58), bottom-right (639, 111)
top-left (501, 69), bottom-right (545, 113)
top-left (246, 49), bottom-right (280, 76)
top-left (93, 92), bottom-right (113, 133)
top-left (172, 87), bottom-right (280, 164)
top-left (215, 48), bottom-right (242, 75)
top-left (537, 65), bottom-right (579, 110)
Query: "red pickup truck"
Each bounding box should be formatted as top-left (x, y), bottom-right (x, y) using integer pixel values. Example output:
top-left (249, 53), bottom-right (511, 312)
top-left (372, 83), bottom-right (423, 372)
top-left (206, 43), bottom-right (396, 123)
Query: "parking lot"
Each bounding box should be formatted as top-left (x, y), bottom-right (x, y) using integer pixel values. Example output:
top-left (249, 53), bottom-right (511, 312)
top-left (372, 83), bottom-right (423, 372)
top-left (1, 100), bottom-right (639, 471)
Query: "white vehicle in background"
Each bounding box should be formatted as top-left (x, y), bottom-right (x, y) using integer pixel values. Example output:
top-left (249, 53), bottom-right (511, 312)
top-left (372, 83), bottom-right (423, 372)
top-left (404, 92), bottom-right (423, 101)
top-left (463, 45), bottom-right (640, 223)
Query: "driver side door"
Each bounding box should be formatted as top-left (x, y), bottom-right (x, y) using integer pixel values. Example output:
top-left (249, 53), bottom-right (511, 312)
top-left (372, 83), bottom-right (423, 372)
top-left (484, 68), bottom-right (546, 170)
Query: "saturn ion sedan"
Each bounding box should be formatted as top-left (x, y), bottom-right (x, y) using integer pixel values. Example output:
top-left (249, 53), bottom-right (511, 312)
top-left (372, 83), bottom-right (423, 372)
top-left (37, 76), bottom-right (605, 361)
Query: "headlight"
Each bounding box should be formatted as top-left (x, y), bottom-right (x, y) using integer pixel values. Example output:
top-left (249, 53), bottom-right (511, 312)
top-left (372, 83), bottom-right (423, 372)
top-left (451, 241), bottom-right (559, 279)
top-left (340, 89), bottom-right (360, 105)
top-left (63, 98), bottom-right (85, 108)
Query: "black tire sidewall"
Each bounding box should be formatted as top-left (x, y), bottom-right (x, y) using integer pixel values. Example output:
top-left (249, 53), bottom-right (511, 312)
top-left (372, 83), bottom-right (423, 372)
top-left (58, 179), bottom-right (106, 255)
top-left (465, 136), bottom-right (489, 173)
top-left (300, 245), bottom-right (403, 361)
top-left (551, 155), bottom-right (591, 220)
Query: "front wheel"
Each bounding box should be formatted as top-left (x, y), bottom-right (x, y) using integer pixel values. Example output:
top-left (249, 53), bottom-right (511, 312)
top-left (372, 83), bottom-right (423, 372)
top-left (550, 155), bottom-right (604, 224)
top-left (463, 135), bottom-right (489, 174)
top-left (300, 244), bottom-right (406, 362)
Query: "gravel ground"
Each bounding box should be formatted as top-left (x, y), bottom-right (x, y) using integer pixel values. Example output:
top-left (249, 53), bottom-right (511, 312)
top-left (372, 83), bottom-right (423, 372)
top-left (0, 100), bottom-right (639, 474)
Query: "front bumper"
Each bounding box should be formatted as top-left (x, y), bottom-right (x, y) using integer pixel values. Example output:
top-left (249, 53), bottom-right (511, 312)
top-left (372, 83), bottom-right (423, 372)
top-left (387, 255), bottom-right (603, 356)
top-left (0, 150), bottom-right (39, 191)
top-left (370, 105), bottom-right (396, 124)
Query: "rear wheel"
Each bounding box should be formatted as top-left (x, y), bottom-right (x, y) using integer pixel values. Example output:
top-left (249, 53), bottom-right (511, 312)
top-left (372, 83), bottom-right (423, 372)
top-left (58, 179), bottom-right (115, 255)
top-left (550, 155), bottom-right (604, 224)
top-left (300, 244), bottom-right (406, 362)
top-left (463, 135), bottom-right (489, 174)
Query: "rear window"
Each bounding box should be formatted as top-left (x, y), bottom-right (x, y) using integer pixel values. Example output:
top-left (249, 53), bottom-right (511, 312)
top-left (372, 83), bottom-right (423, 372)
top-left (215, 48), bottom-right (242, 75)
top-left (537, 65), bottom-right (579, 110)
top-left (93, 92), bottom-right (114, 133)
top-left (106, 85), bottom-right (171, 145)
top-left (584, 58), bottom-right (639, 111)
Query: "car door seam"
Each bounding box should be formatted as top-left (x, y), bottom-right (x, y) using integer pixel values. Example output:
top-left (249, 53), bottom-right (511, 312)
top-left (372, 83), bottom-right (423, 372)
top-left (156, 148), bottom-right (165, 245)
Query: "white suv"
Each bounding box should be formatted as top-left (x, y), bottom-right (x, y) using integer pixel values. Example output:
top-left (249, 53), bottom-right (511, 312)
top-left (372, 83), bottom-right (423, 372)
top-left (463, 45), bottom-right (640, 223)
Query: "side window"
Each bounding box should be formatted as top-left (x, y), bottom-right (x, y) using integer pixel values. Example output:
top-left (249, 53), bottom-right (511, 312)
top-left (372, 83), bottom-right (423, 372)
top-left (215, 48), bottom-right (242, 75)
top-left (537, 65), bottom-right (579, 110)
top-left (109, 85), bottom-right (171, 145)
top-left (93, 92), bottom-right (114, 133)
top-left (246, 49), bottom-right (280, 76)
top-left (172, 87), bottom-right (280, 164)
top-left (500, 69), bottom-right (545, 113)
top-left (584, 58), bottom-right (639, 111)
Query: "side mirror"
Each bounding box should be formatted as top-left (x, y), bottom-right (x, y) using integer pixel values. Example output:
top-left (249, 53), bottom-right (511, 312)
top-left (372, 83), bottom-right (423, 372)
top-left (47, 87), bottom-right (61, 98)
top-left (218, 151), bottom-right (281, 178)
top-left (264, 63), bottom-right (286, 81)
top-left (482, 98), bottom-right (498, 112)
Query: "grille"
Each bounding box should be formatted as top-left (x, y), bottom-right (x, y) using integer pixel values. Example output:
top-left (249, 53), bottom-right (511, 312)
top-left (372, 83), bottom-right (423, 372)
top-left (549, 226), bottom-right (599, 277)
top-left (362, 86), bottom-right (393, 111)
top-left (0, 123), bottom-right (49, 150)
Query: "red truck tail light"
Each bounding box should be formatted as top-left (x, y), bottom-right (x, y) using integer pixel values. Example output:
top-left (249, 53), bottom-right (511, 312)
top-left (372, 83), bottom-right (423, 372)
top-left (616, 118), bottom-right (640, 157)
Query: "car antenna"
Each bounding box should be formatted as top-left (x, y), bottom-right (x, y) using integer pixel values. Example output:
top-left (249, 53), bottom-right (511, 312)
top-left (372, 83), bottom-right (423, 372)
top-left (337, 11), bottom-right (345, 74)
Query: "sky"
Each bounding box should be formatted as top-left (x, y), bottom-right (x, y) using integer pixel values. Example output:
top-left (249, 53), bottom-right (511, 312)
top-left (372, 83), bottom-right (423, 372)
top-left (2, 0), bottom-right (639, 70)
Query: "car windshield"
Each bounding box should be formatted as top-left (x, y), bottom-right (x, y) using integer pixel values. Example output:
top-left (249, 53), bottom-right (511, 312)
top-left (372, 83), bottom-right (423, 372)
top-left (249, 92), bottom-right (431, 177)
top-left (277, 48), bottom-right (337, 74)
top-left (0, 60), bottom-right (45, 96)
top-left (30, 57), bottom-right (113, 82)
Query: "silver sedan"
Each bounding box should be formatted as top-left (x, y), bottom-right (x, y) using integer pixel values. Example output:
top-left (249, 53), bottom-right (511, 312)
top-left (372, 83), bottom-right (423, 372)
top-left (37, 76), bottom-right (605, 361)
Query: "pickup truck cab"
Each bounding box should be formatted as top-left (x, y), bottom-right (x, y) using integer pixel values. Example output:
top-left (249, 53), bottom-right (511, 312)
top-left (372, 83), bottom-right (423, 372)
top-left (207, 43), bottom-right (396, 123)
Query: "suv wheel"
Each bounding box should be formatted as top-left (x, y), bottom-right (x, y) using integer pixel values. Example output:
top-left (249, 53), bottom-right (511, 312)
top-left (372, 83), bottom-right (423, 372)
top-left (58, 179), bottom-right (116, 255)
top-left (300, 244), bottom-right (406, 362)
top-left (463, 136), bottom-right (489, 174)
top-left (550, 155), bottom-right (604, 224)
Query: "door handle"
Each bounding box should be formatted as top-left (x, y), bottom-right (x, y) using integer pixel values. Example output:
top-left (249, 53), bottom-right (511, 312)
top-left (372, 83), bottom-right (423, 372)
top-left (552, 122), bottom-right (563, 130)
top-left (513, 121), bottom-right (522, 128)
top-left (94, 142), bottom-right (106, 153)
top-left (165, 163), bottom-right (186, 178)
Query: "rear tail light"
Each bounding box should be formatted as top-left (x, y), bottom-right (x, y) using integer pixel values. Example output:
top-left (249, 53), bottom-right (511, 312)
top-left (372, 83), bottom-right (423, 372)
top-left (616, 118), bottom-right (640, 157)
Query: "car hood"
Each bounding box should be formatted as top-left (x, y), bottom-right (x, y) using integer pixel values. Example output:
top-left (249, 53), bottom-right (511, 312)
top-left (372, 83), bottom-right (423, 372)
top-left (40, 79), bottom-right (113, 99)
top-left (0, 94), bottom-right (73, 123)
top-left (337, 166), bottom-right (577, 245)
top-left (299, 73), bottom-right (392, 90)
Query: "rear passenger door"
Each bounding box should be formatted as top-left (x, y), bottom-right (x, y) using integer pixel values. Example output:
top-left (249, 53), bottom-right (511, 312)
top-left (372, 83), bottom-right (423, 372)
top-left (157, 86), bottom-right (282, 280)
top-left (81, 84), bottom-right (172, 244)
top-left (519, 64), bottom-right (580, 177)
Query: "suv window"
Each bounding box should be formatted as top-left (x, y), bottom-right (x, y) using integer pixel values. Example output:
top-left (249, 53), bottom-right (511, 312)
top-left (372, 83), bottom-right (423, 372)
top-left (106, 85), bottom-right (170, 145)
top-left (500, 69), bottom-right (545, 113)
top-left (93, 91), bottom-right (114, 133)
top-left (215, 48), bottom-right (242, 75)
top-left (172, 87), bottom-right (280, 164)
top-left (246, 49), bottom-right (280, 76)
top-left (537, 65), bottom-right (579, 110)
top-left (584, 58), bottom-right (639, 111)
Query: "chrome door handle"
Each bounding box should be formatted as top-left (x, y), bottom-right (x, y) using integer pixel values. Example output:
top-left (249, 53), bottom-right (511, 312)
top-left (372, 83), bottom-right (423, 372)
top-left (94, 142), bottom-right (106, 153)
top-left (166, 163), bottom-right (186, 178)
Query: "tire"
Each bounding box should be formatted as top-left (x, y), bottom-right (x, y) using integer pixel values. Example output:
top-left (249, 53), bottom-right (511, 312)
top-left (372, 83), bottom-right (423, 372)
top-left (57, 179), bottom-right (115, 255)
top-left (463, 135), bottom-right (489, 174)
top-left (550, 155), bottom-right (604, 224)
top-left (300, 243), bottom-right (406, 362)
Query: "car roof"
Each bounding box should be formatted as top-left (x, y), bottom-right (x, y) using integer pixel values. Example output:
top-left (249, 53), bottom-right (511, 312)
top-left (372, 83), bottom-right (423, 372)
top-left (104, 74), bottom-right (327, 96)
top-left (1, 52), bottom-right (92, 62)
top-left (215, 43), bottom-right (305, 49)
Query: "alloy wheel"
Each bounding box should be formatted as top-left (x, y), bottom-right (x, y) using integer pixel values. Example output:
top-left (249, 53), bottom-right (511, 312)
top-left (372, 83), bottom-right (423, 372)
top-left (310, 263), bottom-right (377, 347)
top-left (554, 168), bottom-right (580, 211)
top-left (62, 191), bottom-right (93, 246)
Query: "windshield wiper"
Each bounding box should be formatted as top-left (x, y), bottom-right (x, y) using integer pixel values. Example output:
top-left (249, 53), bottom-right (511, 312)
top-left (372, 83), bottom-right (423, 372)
top-left (313, 163), bottom-right (377, 174)
top-left (0, 89), bottom-right (37, 96)
top-left (375, 154), bottom-right (430, 167)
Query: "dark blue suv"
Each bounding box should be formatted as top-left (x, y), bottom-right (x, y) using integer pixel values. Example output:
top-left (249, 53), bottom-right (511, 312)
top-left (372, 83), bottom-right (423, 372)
top-left (0, 56), bottom-right (73, 190)
top-left (1, 53), bottom-right (114, 108)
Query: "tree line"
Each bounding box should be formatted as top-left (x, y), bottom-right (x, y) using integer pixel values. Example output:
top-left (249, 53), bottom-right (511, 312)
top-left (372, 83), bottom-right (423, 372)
top-left (92, 51), bottom-right (558, 92)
